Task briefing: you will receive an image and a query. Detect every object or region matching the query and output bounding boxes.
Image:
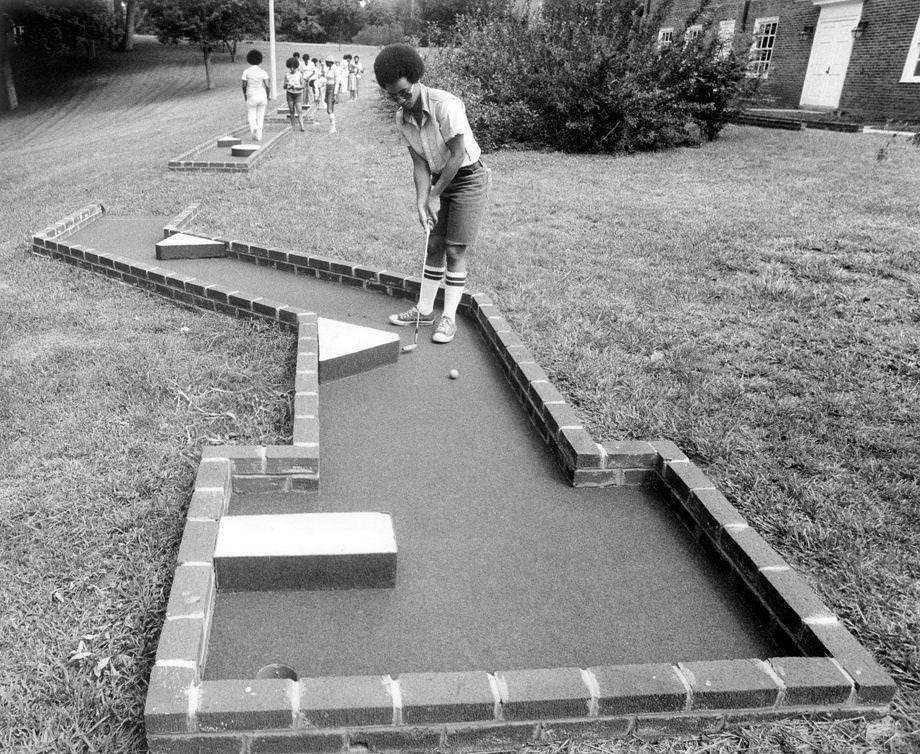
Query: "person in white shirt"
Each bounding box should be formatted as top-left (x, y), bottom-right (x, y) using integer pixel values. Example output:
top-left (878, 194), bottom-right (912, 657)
top-left (283, 57), bottom-right (306, 131)
top-left (375, 44), bottom-right (491, 345)
top-left (240, 49), bottom-right (270, 141)
top-left (322, 55), bottom-right (341, 134)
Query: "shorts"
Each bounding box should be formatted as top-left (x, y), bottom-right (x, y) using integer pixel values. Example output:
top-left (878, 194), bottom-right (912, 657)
top-left (286, 91), bottom-right (303, 108)
top-left (429, 161), bottom-right (492, 247)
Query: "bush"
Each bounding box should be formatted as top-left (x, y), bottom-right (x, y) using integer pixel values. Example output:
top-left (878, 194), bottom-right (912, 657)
top-left (422, 0), bottom-right (750, 153)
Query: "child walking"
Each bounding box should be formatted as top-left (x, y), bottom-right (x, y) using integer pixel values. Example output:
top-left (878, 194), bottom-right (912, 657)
top-left (323, 55), bottom-right (341, 134)
top-left (283, 57), bottom-right (306, 131)
top-left (241, 49), bottom-right (270, 141)
top-left (374, 44), bottom-right (491, 344)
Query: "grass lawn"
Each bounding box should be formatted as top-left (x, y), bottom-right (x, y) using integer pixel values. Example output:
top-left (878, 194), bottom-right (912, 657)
top-left (1, 36), bottom-right (918, 753)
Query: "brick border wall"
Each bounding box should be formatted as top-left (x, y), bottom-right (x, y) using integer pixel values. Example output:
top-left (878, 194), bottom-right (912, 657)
top-left (30, 208), bottom-right (896, 752)
top-left (167, 124), bottom-right (293, 173)
top-left (217, 238), bottom-right (658, 488)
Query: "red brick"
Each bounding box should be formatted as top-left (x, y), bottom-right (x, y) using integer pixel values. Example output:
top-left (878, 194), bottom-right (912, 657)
top-left (293, 419), bottom-right (320, 447)
top-left (295, 371), bottom-right (319, 393)
top-left (252, 298), bottom-right (283, 318)
top-left (198, 679), bottom-right (296, 731)
top-left (249, 731), bottom-right (345, 753)
top-left (757, 567), bottom-right (835, 634)
top-left (571, 468), bottom-right (623, 487)
top-left (718, 525), bottom-right (788, 583)
top-left (202, 446), bottom-right (264, 475)
top-left (558, 427), bottom-right (604, 469)
top-left (154, 616), bottom-right (206, 666)
top-left (194, 459), bottom-right (231, 493)
top-left (662, 460), bottom-right (717, 500)
top-left (293, 393), bottom-right (318, 418)
top-left (228, 292), bottom-right (255, 310)
top-left (543, 402), bottom-right (583, 437)
top-left (678, 659), bottom-right (780, 710)
top-left (145, 665), bottom-right (196, 734)
top-left (632, 711), bottom-right (727, 738)
top-left (348, 726), bottom-right (443, 753)
top-left (685, 488), bottom-right (747, 540)
top-left (529, 379), bottom-right (565, 408)
top-left (623, 468), bottom-right (656, 486)
top-left (650, 440), bottom-right (688, 466)
top-left (442, 720), bottom-right (538, 749)
top-left (177, 520), bottom-right (219, 564)
top-left (166, 565), bottom-right (214, 619)
top-left (298, 675), bottom-right (395, 727)
top-left (497, 667), bottom-right (592, 720)
top-left (291, 475), bottom-right (320, 493)
top-left (231, 475), bottom-right (289, 493)
top-left (146, 733), bottom-right (245, 753)
top-left (801, 621), bottom-right (896, 704)
top-left (602, 441), bottom-right (657, 469)
top-left (537, 716), bottom-right (633, 742)
top-left (591, 663), bottom-right (688, 715)
top-left (399, 671), bottom-right (496, 724)
top-left (265, 445), bottom-right (318, 475)
top-left (768, 657), bottom-right (853, 706)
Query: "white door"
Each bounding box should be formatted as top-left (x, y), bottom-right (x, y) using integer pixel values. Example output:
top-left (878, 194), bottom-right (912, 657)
top-left (799, 0), bottom-right (863, 109)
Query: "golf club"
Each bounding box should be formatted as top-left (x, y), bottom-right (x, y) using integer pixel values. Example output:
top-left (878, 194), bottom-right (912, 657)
top-left (401, 221), bottom-right (432, 354)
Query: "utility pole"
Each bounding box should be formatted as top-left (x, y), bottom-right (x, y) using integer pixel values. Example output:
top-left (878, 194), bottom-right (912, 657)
top-left (268, 0), bottom-right (277, 99)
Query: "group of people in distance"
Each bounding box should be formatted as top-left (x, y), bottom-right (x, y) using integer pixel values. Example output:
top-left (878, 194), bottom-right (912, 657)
top-left (242, 43), bottom-right (490, 347)
top-left (239, 48), bottom-right (363, 141)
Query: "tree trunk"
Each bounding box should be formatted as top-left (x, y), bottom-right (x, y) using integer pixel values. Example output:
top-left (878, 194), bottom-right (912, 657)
top-left (119, 0), bottom-right (138, 51)
top-left (203, 43), bottom-right (213, 89)
top-left (229, 39), bottom-right (237, 63)
top-left (0, 15), bottom-right (17, 111)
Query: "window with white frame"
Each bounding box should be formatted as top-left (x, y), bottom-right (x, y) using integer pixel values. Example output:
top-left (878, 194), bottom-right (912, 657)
top-left (748, 17), bottom-right (779, 77)
top-left (684, 24), bottom-right (703, 45)
top-left (901, 13), bottom-right (920, 82)
top-left (718, 19), bottom-right (736, 57)
top-left (657, 27), bottom-right (674, 48)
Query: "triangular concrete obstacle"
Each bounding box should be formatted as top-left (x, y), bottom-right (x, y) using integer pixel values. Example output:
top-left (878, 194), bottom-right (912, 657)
top-left (231, 144), bottom-right (260, 157)
top-left (155, 233), bottom-right (226, 261)
top-left (317, 317), bottom-right (399, 382)
top-left (217, 136), bottom-right (242, 148)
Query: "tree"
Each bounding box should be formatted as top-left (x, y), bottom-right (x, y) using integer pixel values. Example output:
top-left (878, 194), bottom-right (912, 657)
top-left (146, 0), bottom-right (267, 89)
top-left (1, 14), bottom-right (17, 111)
top-left (0, 0), bottom-right (115, 110)
top-left (116, 0), bottom-right (140, 51)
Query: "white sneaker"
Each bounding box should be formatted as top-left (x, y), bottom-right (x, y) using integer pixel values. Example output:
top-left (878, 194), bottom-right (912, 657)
top-left (431, 316), bottom-right (456, 344)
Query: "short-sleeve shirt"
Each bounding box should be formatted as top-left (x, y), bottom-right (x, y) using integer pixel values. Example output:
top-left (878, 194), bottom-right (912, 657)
top-left (241, 65), bottom-right (269, 101)
top-left (284, 70), bottom-right (305, 92)
top-left (395, 84), bottom-right (481, 173)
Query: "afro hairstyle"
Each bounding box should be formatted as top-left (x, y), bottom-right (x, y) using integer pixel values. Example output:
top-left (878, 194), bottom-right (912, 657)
top-left (373, 44), bottom-right (424, 87)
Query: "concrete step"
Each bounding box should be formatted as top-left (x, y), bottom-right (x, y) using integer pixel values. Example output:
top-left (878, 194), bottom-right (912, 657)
top-left (213, 511), bottom-right (397, 591)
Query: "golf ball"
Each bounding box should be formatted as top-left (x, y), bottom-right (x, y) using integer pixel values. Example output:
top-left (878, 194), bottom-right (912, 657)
top-left (449, 369), bottom-right (459, 380)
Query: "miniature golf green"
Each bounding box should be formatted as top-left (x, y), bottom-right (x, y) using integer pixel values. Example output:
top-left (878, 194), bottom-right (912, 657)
top-left (68, 216), bottom-right (785, 680)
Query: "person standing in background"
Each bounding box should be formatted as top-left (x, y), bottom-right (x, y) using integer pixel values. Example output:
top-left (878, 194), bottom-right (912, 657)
top-left (241, 49), bottom-right (270, 141)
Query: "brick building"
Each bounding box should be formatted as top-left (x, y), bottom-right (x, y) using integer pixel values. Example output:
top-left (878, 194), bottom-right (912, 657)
top-left (658, 0), bottom-right (920, 122)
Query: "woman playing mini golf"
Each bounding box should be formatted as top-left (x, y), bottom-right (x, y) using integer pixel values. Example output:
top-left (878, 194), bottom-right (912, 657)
top-left (374, 44), bottom-right (492, 344)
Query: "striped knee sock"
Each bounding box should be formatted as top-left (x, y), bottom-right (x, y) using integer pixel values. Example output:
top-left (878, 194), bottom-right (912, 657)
top-left (443, 270), bottom-right (467, 320)
top-left (418, 265), bottom-right (445, 315)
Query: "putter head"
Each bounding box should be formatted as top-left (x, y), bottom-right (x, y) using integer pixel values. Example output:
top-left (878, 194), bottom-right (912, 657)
top-left (401, 343), bottom-right (418, 353)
